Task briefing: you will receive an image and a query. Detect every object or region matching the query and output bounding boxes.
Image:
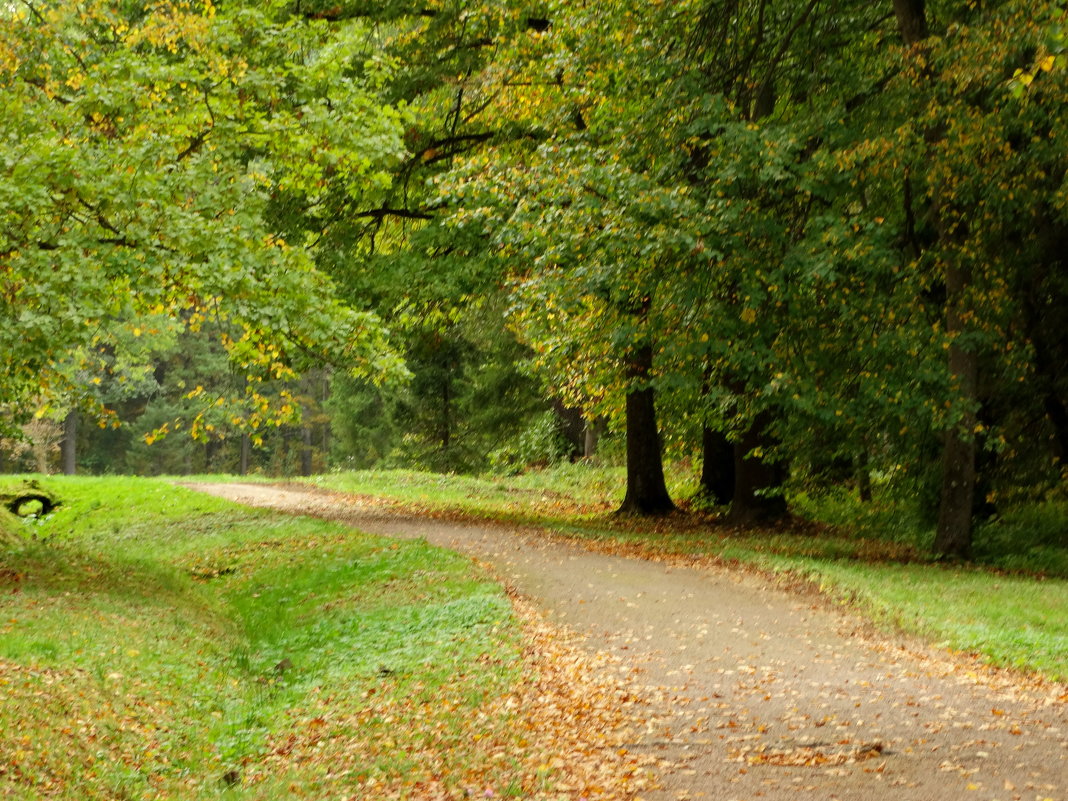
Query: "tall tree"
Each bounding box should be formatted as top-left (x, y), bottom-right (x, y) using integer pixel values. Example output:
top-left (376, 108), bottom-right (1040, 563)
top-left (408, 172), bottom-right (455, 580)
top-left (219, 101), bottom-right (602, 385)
top-left (875, 0), bottom-right (1068, 557)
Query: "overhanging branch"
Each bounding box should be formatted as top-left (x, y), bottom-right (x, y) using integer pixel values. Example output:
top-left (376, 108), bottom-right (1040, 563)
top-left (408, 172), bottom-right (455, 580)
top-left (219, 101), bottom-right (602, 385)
top-left (353, 207), bottom-right (434, 221)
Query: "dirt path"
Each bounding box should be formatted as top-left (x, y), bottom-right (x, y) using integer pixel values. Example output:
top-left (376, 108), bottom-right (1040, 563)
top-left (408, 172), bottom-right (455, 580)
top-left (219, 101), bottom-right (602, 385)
top-left (186, 482), bottom-right (1067, 801)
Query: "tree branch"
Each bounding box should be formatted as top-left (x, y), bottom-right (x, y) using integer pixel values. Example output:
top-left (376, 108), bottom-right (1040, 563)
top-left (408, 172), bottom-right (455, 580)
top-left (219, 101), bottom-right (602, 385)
top-left (353, 207), bottom-right (434, 221)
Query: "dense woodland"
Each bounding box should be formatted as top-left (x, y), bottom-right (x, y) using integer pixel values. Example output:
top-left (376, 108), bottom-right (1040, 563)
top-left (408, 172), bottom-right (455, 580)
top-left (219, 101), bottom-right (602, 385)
top-left (2, 0), bottom-right (1066, 559)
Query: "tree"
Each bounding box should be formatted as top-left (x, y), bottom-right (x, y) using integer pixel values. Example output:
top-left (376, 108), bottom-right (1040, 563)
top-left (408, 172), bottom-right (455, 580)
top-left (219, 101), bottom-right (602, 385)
top-left (870, 0), bottom-right (1068, 557)
top-left (0, 0), bottom-right (406, 436)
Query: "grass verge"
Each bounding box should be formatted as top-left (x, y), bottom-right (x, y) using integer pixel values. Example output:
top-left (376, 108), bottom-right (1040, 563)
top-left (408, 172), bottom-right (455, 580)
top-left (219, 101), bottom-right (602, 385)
top-left (304, 467), bottom-right (1068, 682)
top-left (0, 476), bottom-right (646, 800)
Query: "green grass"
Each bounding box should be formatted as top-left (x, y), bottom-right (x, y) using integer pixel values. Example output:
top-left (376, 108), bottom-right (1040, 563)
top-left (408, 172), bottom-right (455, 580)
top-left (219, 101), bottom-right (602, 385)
top-left (760, 558), bottom-right (1068, 678)
top-left (0, 476), bottom-right (529, 799)
top-left (305, 466), bottom-right (1068, 681)
top-left (305, 464), bottom-right (627, 520)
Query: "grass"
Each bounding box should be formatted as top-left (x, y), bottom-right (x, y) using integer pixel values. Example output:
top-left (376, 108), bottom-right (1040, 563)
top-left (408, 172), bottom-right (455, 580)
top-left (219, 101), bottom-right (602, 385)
top-left (304, 465), bottom-right (1068, 681)
top-left (0, 476), bottom-right (537, 799)
top-left (304, 464), bottom-right (625, 521)
top-left (7, 464), bottom-right (1060, 799)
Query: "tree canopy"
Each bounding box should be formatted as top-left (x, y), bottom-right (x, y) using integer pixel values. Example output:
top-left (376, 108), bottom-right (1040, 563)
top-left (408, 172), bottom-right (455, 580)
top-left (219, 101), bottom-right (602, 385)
top-left (1, 0), bottom-right (406, 433)
top-left (3, 0), bottom-right (1066, 559)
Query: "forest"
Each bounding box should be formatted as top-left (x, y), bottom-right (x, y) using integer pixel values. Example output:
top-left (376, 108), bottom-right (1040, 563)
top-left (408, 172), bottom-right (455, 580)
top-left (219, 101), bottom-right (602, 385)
top-left (2, 0), bottom-right (1067, 562)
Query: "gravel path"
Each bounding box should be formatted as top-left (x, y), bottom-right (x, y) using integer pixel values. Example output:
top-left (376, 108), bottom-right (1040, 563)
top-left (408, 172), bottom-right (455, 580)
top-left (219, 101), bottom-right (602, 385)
top-left (186, 482), bottom-right (1067, 801)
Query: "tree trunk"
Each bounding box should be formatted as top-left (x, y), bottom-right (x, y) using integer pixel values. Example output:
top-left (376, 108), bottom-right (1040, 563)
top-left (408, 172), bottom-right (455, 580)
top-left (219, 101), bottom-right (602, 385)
top-left (892, 0), bottom-right (928, 45)
top-left (321, 372), bottom-right (331, 467)
top-left (1044, 392), bottom-right (1068, 465)
top-left (239, 433), bottom-right (251, 476)
top-left (34, 443), bottom-right (49, 474)
top-left (551, 399), bottom-right (586, 457)
top-left (61, 410), bottom-right (77, 475)
top-left (934, 428), bottom-right (977, 559)
top-left (1019, 261), bottom-right (1068, 465)
top-left (301, 423), bottom-right (313, 477)
top-left (699, 426), bottom-right (734, 504)
top-left (618, 342), bottom-right (675, 515)
top-left (892, 0), bottom-right (979, 560)
top-left (856, 451), bottom-right (873, 503)
top-left (933, 261), bottom-right (977, 560)
top-left (583, 417), bottom-right (605, 460)
top-left (728, 410), bottom-right (788, 525)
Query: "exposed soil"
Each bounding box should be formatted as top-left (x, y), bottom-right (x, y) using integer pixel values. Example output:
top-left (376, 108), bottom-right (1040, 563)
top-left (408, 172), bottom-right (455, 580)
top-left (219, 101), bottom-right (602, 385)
top-left (185, 481), bottom-right (1068, 801)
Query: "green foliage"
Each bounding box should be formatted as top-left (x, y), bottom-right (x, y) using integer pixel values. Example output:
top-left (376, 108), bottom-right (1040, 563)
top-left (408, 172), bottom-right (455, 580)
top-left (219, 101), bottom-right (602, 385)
top-left (4, 0), bottom-right (1067, 556)
top-left (326, 374), bottom-right (401, 470)
top-left (0, 0), bottom-right (406, 433)
top-left (974, 503), bottom-right (1068, 575)
top-left (489, 411), bottom-right (573, 473)
top-left (0, 507), bottom-right (20, 546)
top-left (439, 0), bottom-right (1068, 533)
top-left (325, 296), bottom-right (548, 474)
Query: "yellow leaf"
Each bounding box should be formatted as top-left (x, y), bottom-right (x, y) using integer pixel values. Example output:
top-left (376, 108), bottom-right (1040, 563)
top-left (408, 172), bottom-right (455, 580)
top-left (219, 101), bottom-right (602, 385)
top-left (740, 308), bottom-right (757, 324)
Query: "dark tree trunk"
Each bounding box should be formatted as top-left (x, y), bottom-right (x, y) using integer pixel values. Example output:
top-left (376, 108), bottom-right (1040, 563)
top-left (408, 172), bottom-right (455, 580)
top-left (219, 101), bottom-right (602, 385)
top-left (699, 426), bottom-right (735, 504)
top-left (61, 410), bottom-right (77, 476)
top-left (857, 451), bottom-right (873, 503)
top-left (1020, 257), bottom-right (1068, 464)
top-left (1045, 393), bottom-right (1068, 465)
top-left (892, 0), bottom-right (928, 45)
top-left (934, 264), bottom-right (978, 560)
top-left (204, 439), bottom-right (216, 472)
top-left (934, 429), bottom-right (977, 559)
top-left (617, 342), bottom-right (675, 515)
top-left (552, 399), bottom-right (586, 458)
top-left (239, 433), bottom-right (251, 476)
top-left (728, 410), bottom-right (788, 525)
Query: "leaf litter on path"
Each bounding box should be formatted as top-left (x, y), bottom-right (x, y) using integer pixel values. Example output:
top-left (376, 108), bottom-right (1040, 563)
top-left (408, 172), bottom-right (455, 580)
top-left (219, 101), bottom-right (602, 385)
top-left (188, 482), bottom-right (1068, 801)
top-left (243, 594), bottom-right (659, 800)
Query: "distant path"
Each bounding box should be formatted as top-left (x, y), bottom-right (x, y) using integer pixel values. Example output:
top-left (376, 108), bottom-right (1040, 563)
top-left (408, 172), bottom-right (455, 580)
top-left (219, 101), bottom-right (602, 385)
top-left (186, 482), bottom-right (1068, 801)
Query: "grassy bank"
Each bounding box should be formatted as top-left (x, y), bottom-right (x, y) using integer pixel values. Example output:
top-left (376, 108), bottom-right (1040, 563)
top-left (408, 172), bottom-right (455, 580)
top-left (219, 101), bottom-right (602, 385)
top-left (305, 466), bottom-right (1068, 682)
top-left (0, 476), bottom-right (631, 800)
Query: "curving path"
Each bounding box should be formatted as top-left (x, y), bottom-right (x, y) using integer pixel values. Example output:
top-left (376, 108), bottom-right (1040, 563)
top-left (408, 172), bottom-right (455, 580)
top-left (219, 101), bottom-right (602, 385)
top-left (186, 482), bottom-right (1067, 801)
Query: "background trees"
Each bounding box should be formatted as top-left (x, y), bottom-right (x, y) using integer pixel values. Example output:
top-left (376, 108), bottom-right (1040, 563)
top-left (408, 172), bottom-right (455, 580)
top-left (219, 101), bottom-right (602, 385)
top-left (3, 0), bottom-right (1065, 559)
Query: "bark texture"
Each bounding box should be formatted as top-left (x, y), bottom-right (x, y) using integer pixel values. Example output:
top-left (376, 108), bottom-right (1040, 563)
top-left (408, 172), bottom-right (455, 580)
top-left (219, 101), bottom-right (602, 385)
top-left (727, 410), bottom-right (788, 525)
top-left (618, 342), bottom-right (675, 515)
top-left (892, 0), bottom-right (928, 45)
top-left (933, 261), bottom-right (978, 560)
top-left (699, 426), bottom-right (735, 505)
